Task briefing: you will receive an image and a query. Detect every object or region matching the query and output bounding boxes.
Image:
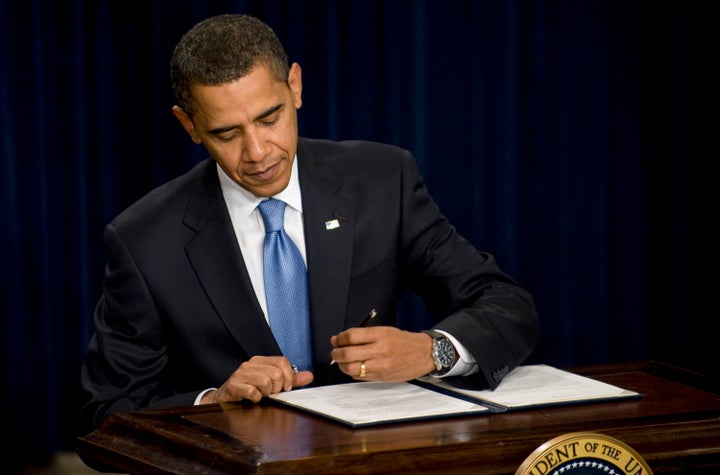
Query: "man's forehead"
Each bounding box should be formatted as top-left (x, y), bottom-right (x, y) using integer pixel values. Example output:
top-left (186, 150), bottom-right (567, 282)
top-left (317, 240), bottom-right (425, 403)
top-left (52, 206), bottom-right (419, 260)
top-left (191, 79), bottom-right (287, 125)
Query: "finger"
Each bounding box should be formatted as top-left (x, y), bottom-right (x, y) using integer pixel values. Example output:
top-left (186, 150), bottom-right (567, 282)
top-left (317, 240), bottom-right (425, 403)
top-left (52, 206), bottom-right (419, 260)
top-left (333, 344), bottom-right (373, 366)
top-left (279, 361), bottom-right (298, 391)
top-left (231, 361), bottom-right (287, 396)
top-left (292, 370), bottom-right (314, 388)
top-left (245, 356), bottom-right (298, 391)
top-left (333, 326), bottom-right (377, 348)
top-left (337, 359), bottom-right (368, 380)
top-left (241, 385), bottom-right (264, 403)
top-left (214, 382), bottom-right (263, 403)
top-left (332, 329), bottom-right (380, 366)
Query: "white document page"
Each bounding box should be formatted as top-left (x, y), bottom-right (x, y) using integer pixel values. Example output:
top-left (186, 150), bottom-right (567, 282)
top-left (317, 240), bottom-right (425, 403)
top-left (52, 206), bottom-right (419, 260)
top-left (269, 380), bottom-right (489, 427)
top-left (419, 364), bottom-right (640, 408)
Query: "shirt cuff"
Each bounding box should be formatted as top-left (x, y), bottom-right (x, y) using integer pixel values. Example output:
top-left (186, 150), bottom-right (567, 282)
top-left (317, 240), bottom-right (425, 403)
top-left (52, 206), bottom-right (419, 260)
top-left (194, 388), bottom-right (218, 405)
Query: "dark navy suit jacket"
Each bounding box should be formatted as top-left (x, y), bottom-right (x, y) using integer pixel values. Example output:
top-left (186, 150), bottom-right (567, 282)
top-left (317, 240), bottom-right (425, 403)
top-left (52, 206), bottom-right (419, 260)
top-left (79, 138), bottom-right (541, 433)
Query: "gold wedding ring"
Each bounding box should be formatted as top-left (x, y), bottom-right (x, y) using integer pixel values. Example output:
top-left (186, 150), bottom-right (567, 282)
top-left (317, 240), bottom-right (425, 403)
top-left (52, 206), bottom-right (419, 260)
top-left (359, 361), bottom-right (366, 378)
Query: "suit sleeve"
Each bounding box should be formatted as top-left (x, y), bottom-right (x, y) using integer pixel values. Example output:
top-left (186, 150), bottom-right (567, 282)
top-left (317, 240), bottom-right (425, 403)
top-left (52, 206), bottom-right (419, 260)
top-left (78, 223), bottom-right (199, 435)
top-left (396, 149), bottom-right (541, 389)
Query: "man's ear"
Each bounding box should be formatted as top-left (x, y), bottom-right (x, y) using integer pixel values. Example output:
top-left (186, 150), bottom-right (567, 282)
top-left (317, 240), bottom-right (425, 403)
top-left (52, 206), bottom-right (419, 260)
top-left (288, 62), bottom-right (303, 110)
top-left (172, 105), bottom-right (202, 144)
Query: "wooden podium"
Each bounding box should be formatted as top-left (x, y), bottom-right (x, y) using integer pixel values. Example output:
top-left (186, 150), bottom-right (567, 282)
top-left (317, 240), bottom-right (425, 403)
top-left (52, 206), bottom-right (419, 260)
top-left (76, 361), bottom-right (720, 474)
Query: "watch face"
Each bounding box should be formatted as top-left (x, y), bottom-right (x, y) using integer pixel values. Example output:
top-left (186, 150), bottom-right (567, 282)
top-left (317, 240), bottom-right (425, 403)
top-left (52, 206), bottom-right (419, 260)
top-left (437, 339), bottom-right (455, 367)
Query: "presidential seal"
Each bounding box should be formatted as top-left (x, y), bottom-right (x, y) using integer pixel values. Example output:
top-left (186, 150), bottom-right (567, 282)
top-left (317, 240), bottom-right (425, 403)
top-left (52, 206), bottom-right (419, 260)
top-left (515, 432), bottom-right (653, 475)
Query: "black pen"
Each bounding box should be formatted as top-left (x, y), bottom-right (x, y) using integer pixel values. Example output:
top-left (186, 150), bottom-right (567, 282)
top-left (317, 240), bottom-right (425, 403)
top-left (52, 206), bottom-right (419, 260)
top-left (357, 308), bottom-right (378, 327)
top-left (330, 308), bottom-right (378, 365)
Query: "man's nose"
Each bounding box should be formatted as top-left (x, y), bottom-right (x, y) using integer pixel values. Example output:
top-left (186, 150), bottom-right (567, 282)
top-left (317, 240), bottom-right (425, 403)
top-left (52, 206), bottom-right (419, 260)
top-left (244, 129), bottom-right (269, 161)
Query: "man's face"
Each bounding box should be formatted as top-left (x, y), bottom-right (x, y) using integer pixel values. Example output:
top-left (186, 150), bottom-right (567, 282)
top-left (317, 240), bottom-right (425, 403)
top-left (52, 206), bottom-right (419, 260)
top-left (173, 63), bottom-right (303, 197)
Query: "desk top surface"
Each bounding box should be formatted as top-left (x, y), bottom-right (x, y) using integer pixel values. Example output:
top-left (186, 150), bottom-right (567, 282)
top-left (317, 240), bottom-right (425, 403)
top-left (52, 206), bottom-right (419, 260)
top-left (76, 361), bottom-right (720, 474)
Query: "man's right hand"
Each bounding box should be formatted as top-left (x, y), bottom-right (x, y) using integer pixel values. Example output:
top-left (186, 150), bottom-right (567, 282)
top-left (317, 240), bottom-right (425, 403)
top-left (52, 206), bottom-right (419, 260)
top-left (200, 355), bottom-right (314, 404)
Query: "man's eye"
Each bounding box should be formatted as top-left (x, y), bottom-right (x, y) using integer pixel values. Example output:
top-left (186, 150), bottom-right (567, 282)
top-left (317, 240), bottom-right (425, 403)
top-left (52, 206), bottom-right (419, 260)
top-left (217, 133), bottom-right (237, 142)
top-left (260, 115), bottom-right (280, 126)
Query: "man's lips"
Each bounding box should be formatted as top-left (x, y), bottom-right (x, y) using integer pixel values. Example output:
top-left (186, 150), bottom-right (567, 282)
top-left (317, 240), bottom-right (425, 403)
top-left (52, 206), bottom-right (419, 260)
top-left (248, 162), bottom-right (279, 181)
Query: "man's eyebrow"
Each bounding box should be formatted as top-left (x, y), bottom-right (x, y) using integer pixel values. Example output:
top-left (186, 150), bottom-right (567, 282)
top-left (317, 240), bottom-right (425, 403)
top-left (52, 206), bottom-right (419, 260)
top-left (206, 104), bottom-right (284, 136)
top-left (207, 125), bottom-right (237, 135)
top-left (255, 103), bottom-right (283, 121)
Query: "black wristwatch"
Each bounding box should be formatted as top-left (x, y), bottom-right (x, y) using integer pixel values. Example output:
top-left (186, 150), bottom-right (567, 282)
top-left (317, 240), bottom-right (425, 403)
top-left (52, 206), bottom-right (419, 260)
top-left (424, 330), bottom-right (457, 376)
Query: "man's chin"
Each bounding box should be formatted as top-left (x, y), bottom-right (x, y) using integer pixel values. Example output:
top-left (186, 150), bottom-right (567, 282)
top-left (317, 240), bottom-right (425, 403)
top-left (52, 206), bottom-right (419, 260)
top-left (244, 178), bottom-right (291, 198)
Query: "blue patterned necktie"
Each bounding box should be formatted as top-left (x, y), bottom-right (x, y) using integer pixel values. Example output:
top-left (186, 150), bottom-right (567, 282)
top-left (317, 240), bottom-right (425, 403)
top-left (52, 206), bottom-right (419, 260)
top-left (257, 198), bottom-right (313, 371)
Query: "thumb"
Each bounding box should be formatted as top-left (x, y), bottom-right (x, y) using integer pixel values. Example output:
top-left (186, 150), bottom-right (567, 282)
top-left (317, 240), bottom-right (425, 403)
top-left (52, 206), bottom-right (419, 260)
top-left (292, 370), bottom-right (314, 388)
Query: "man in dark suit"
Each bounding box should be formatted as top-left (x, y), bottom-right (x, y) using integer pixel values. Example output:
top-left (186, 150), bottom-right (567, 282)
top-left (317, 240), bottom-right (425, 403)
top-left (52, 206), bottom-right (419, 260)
top-left (79, 14), bottom-right (541, 434)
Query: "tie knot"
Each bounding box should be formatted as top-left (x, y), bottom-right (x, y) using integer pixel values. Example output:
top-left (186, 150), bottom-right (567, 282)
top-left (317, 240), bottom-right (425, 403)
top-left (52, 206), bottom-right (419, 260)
top-left (258, 198), bottom-right (287, 233)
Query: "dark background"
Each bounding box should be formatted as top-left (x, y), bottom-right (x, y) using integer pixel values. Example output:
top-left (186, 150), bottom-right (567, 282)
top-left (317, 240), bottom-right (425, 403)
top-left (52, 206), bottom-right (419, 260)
top-left (1, 0), bottom-right (711, 469)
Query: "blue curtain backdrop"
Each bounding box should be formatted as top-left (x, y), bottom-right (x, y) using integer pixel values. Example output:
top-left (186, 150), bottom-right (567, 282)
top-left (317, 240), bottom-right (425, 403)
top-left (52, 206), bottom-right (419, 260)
top-left (0, 0), bottom-right (708, 469)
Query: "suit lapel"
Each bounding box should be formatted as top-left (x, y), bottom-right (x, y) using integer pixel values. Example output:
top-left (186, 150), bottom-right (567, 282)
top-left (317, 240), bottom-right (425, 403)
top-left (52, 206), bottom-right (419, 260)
top-left (183, 161), bottom-right (280, 357)
top-left (297, 139), bottom-right (354, 363)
